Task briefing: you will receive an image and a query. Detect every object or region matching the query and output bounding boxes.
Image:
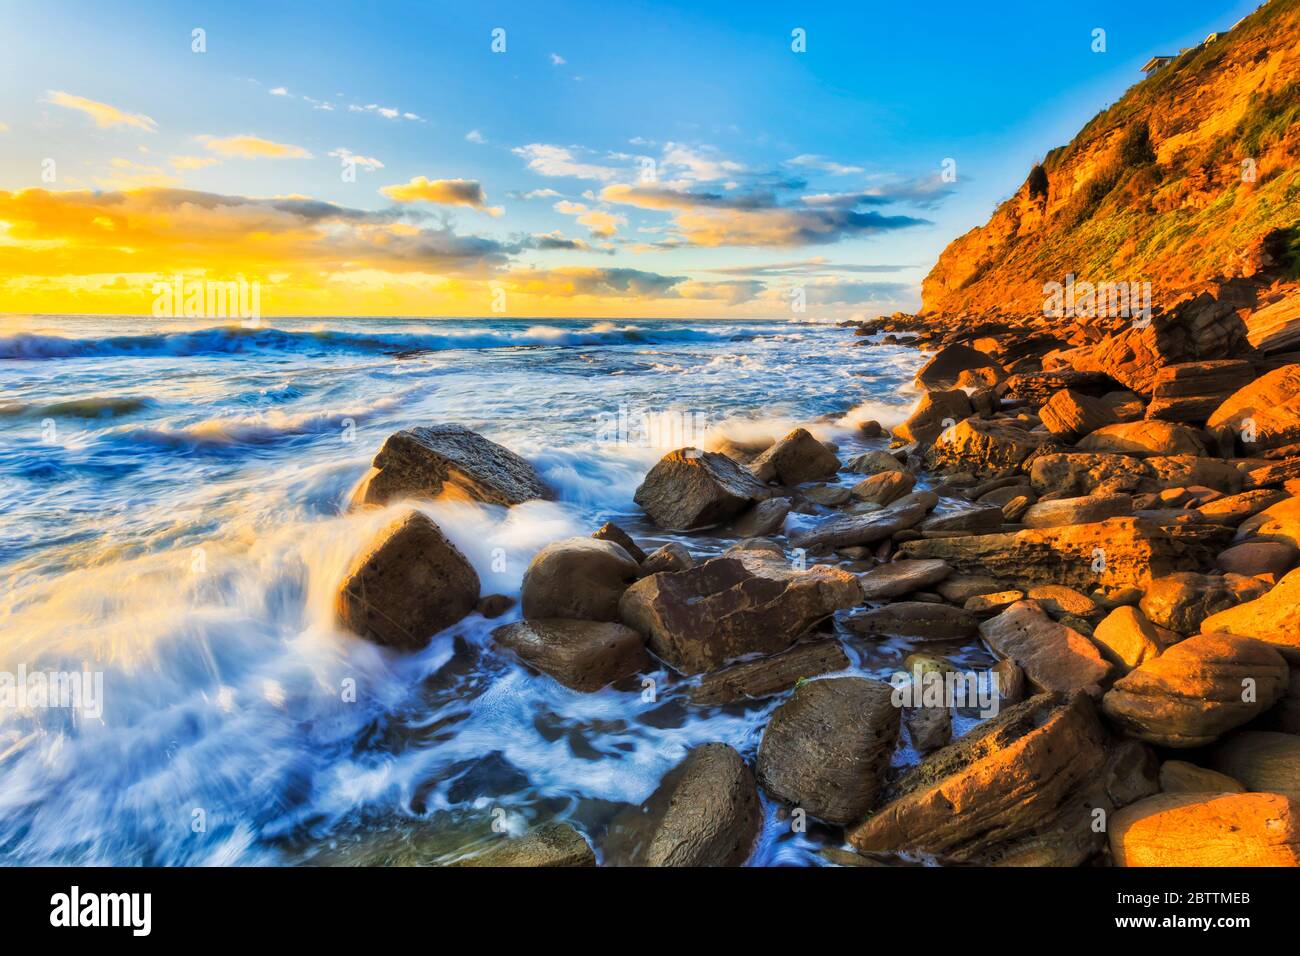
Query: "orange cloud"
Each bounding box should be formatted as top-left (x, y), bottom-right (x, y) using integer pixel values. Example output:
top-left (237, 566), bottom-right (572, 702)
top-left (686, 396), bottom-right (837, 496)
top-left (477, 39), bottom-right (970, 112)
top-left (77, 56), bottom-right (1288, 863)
top-left (197, 134), bottom-right (312, 159)
top-left (379, 176), bottom-right (501, 214)
top-left (45, 91), bottom-right (157, 131)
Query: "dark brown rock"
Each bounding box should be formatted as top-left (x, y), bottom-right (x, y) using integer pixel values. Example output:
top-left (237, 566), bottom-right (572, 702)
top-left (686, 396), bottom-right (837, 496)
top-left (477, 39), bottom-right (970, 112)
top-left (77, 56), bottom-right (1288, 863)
top-left (689, 640), bottom-right (849, 705)
top-left (634, 448), bottom-right (770, 530)
top-left (521, 537), bottom-right (640, 621)
top-left (748, 427), bottom-right (840, 485)
top-left (844, 602), bottom-right (978, 641)
top-left (453, 823), bottom-right (595, 867)
top-left (858, 559), bottom-right (952, 600)
top-left (978, 601), bottom-right (1111, 694)
top-left (491, 619), bottom-right (648, 691)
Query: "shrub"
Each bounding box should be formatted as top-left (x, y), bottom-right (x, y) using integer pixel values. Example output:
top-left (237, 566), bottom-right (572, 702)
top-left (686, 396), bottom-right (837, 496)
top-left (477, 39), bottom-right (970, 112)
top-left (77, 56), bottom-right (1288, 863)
top-left (1119, 121), bottom-right (1157, 167)
top-left (1027, 164), bottom-right (1049, 200)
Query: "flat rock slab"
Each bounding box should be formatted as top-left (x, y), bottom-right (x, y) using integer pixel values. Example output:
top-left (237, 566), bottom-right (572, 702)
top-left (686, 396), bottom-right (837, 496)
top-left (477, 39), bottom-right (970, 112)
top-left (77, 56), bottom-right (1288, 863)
top-left (757, 677), bottom-right (900, 824)
top-left (1021, 493), bottom-right (1132, 529)
top-left (978, 600), bottom-right (1111, 694)
top-left (453, 823), bottom-right (595, 867)
top-left (634, 448), bottom-right (770, 530)
top-left (844, 602), bottom-right (978, 641)
top-left (1109, 792), bottom-right (1300, 866)
top-left (491, 619), bottom-right (649, 692)
top-left (858, 559), bottom-right (952, 600)
top-left (1202, 566), bottom-right (1300, 662)
top-left (789, 501), bottom-right (926, 552)
top-left (353, 424), bottom-right (549, 507)
top-left (689, 639), bottom-right (849, 705)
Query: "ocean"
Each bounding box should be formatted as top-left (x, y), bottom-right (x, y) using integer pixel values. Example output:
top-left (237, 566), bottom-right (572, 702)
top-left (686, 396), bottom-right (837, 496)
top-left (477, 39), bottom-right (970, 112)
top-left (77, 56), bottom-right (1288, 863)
top-left (0, 315), bottom-right (984, 865)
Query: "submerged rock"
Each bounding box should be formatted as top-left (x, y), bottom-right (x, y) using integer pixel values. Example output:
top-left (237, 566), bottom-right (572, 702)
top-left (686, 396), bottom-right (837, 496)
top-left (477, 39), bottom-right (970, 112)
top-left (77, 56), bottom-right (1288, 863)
top-left (689, 639), bottom-right (850, 706)
top-left (634, 448), bottom-right (769, 530)
top-left (452, 823), bottom-right (595, 867)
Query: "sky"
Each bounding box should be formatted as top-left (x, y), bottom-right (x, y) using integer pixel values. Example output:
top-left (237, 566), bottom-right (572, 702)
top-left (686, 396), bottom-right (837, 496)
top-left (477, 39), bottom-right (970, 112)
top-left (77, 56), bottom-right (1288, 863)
top-left (0, 0), bottom-right (1264, 319)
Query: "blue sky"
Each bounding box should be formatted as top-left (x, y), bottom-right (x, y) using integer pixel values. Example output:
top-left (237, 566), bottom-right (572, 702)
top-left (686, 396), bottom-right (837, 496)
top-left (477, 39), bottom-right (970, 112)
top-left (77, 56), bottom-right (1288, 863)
top-left (0, 0), bottom-right (1265, 317)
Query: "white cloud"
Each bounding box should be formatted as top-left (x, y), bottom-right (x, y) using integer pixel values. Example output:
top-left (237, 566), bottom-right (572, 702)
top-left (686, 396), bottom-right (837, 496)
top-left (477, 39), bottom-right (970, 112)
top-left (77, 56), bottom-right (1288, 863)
top-left (328, 147), bottom-right (384, 171)
top-left (550, 53), bottom-right (566, 65)
top-left (787, 154), bottom-right (865, 176)
top-left (513, 143), bottom-right (622, 181)
top-left (662, 143), bottom-right (744, 182)
top-left (269, 87), bottom-right (291, 97)
top-left (466, 129), bottom-right (486, 144)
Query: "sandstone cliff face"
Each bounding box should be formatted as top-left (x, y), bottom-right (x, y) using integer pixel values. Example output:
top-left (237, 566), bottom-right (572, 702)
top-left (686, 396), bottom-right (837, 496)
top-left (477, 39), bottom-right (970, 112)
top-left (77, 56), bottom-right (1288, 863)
top-left (922, 0), bottom-right (1300, 317)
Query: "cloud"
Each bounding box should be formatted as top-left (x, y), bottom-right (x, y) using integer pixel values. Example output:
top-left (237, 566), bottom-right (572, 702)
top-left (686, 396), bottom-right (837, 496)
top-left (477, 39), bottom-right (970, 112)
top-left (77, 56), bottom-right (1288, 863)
top-left (661, 143), bottom-right (744, 182)
top-left (786, 154), bottom-right (864, 176)
top-left (269, 87), bottom-right (291, 97)
top-left (328, 148), bottom-right (384, 171)
top-left (550, 53), bottom-right (566, 65)
top-left (93, 158), bottom-right (183, 190)
top-left (44, 91), bottom-right (157, 132)
top-left (513, 144), bottom-right (622, 182)
top-left (198, 134), bottom-right (312, 159)
top-left (380, 176), bottom-right (501, 214)
top-left (170, 155), bottom-right (220, 171)
top-left (465, 129), bottom-right (486, 144)
top-left (520, 188), bottom-right (561, 200)
top-left (703, 258), bottom-right (913, 277)
top-left (552, 200), bottom-right (626, 238)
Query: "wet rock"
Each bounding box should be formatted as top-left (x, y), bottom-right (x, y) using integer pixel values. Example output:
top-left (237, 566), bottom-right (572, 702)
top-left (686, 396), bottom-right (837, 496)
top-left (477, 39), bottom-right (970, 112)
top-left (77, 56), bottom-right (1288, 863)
top-left (789, 500), bottom-right (927, 552)
top-left (634, 448), bottom-right (770, 530)
top-left (802, 484), bottom-right (852, 507)
top-left (844, 602), bottom-right (978, 641)
top-left (1158, 760), bottom-right (1245, 794)
top-left (352, 424), bottom-right (549, 508)
top-left (923, 418), bottom-right (1049, 478)
top-left (858, 559), bottom-right (951, 600)
top-left (1138, 571), bottom-right (1265, 634)
top-left (521, 537), bottom-right (640, 622)
top-left (491, 619), bottom-right (648, 692)
top-left (1039, 388), bottom-right (1117, 441)
top-left (905, 703), bottom-right (953, 753)
top-left (639, 543), bottom-right (694, 576)
top-left (603, 744), bottom-right (761, 867)
top-left (893, 390), bottom-right (972, 445)
top-left (851, 470), bottom-right (916, 506)
top-left (688, 639), bottom-right (849, 705)
top-left (730, 496), bottom-right (791, 537)
top-left (847, 450), bottom-right (907, 475)
top-left (1210, 731), bottom-right (1300, 800)
top-left (452, 823), bottom-right (595, 867)
top-left (592, 521), bottom-right (647, 563)
top-left (1109, 792), bottom-right (1300, 866)
top-left (993, 658), bottom-right (1026, 704)
top-left (1207, 363), bottom-right (1300, 454)
top-left (336, 510), bottom-right (480, 651)
top-left (1216, 540), bottom-right (1299, 577)
top-left (920, 506), bottom-right (1003, 534)
top-left (748, 427), bottom-right (840, 485)
top-left (476, 594), bottom-right (515, 619)
top-left (618, 555), bottom-right (861, 675)
top-left (978, 601), bottom-right (1111, 694)
top-left (1100, 633), bottom-right (1289, 747)
top-left (1201, 566), bottom-right (1300, 662)
top-left (757, 677), bottom-right (900, 824)
top-left (915, 344), bottom-right (1001, 391)
top-left (1090, 606), bottom-right (1166, 674)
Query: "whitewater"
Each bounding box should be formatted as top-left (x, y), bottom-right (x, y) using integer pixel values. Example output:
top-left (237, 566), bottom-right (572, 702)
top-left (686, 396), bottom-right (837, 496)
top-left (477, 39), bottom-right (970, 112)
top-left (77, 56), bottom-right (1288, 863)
top-left (0, 314), bottom-right (964, 866)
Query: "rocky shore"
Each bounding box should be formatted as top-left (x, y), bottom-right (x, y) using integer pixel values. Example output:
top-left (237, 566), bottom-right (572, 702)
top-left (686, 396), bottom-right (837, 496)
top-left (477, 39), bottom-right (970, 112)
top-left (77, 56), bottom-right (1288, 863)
top-left (326, 291), bottom-right (1300, 865)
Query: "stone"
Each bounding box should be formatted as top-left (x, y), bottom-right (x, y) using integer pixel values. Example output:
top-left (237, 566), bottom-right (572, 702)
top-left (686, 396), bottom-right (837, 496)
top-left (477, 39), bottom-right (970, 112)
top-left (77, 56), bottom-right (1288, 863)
top-left (476, 594), bottom-right (515, 619)
top-left (1207, 363), bottom-right (1300, 454)
top-left (688, 640), bottom-right (849, 706)
top-left (634, 448), bottom-right (770, 530)
top-left (756, 678), bottom-right (900, 824)
top-left (1100, 633), bottom-right (1289, 747)
top-left (1196, 488), bottom-right (1289, 525)
top-left (964, 590), bottom-right (1024, 614)
top-left (1158, 760), bottom-right (1245, 794)
top-left (994, 658), bottom-right (1026, 704)
top-left (1024, 584), bottom-right (1100, 620)
top-left (618, 555), bottom-right (861, 675)
top-left (748, 427), bottom-right (840, 485)
top-left (850, 470), bottom-right (916, 506)
top-left (1077, 421), bottom-right (1208, 457)
top-left (603, 744), bottom-right (761, 867)
top-left (919, 506), bottom-right (1003, 534)
top-left (844, 602), bottom-right (978, 641)
top-left (453, 823), bottom-right (595, 867)
top-left (924, 418), bottom-right (1049, 478)
top-left (491, 619), bottom-right (648, 692)
top-left (847, 450), bottom-right (906, 475)
top-left (914, 343), bottom-right (1000, 391)
top-left (802, 484), bottom-right (852, 506)
top-left (639, 543), bottom-right (694, 576)
top-left (1216, 541), bottom-right (1299, 577)
top-left (1244, 288), bottom-right (1300, 353)
top-left (1210, 731), bottom-right (1300, 800)
top-left (905, 703), bottom-right (953, 753)
top-left (521, 537), bottom-right (640, 622)
top-left (1019, 494), bottom-right (1133, 530)
top-left (1202, 566), bottom-right (1300, 662)
top-left (1109, 792), bottom-right (1300, 866)
top-left (352, 424), bottom-right (549, 508)
top-left (1029, 453), bottom-right (1242, 497)
top-left (1002, 495), bottom-right (1033, 522)
top-left (789, 500), bottom-right (927, 553)
top-left (1235, 495), bottom-right (1300, 548)
top-left (1146, 360), bottom-right (1255, 423)
top-left (978, 601), bottom-right (1111, 694)
top-left (936, 573), bottom-right (1012, 603)
top-left (592, 522), bottom-right (646, 563)
top-left (1003, 369), bottom-right (1115, 406)
top-left (976, 483), bottom-right (1034, 507)
top-left (1139, 571), bottom-right (1266, 635)
top-left (730, 496), bottom-right (791, 537)
top-left (893, 390), bottom-right (973, 445)
top-left (336, 510), bottom-right (480, 651)
top-left (1038, 388), bottom-right (1117, 441)
top-left (859, 559), bottom-right (952, 600)
top-left (1091, 606), bottom-right (1166, 674)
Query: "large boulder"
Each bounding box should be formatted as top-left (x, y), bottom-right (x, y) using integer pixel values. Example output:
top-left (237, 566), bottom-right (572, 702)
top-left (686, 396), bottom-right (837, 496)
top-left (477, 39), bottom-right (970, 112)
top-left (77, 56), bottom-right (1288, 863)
top-left (858, 559), bottom-right (952, 600)
top-left (491, 619), bottom-right (648, 692)
top-left (335, 510), bottom-right (480, 651)
top-left (1090, 606), bottom-right (1168, 674)
top-left (789, 500), bottom-right (927, 552)
top-left (1216, 540), bottom-right (1298, 577)
top-left (453, 823), bottom-right (595, 867)
top-left (1100, 633), bottom-right (1289, 747)
top-left (1020, 493), bottom-right (1132, 529)
top-left (1197, 488), bottom-right (1289, 526)
top-left (892, 390), bottom-right (972, 445)
top-left (1109, 792), bottom-right (1300, 866)
top-left (978, 601), bottom-right (1111, 695)
top-left (1210, 731), bottom-right (1300, 800)
top-left (1207, 363), bottom-right (1300, 454)
top-left (756, 677), bottom-right (900, 824)
top-left (618, 554), bottom-right (860, 675)
top-left (634, 448), bottom-right (769, 530)
top-left (898, 517), bottom-right (1204, 591)
top-left (1029, 453), bottom-right (1242, 496)
top-left (924, 418), bottom-right (1049, 478)
top-left (603, 744), bottom-right (761, 866)
top-left (914, 344), bottom-right (1001, 391)
top-left (1202, 566), bottom-right (1300, 662)
top-left (1138, 571), bottom-right (1266, 635)
top-left (850, 470), bottom-right (916, 506)
top-left (747, 427), bottom-right (839, 485)
top-left (1158, 760), bottom-right (1245, 794)
top-left (521, 537), bottom-right (640, 621)
top-left (1077, 421), bottom-right (1208, 457)
top-left (351, 424), bottom-right (549, 508)
top-left (1235, 495), bottom-right (1300, 548)
top-left (1146, 360), bottom-right (1255, 423)
top-left (730, 497), bottom-right (791, 537)
top-left (689, 639), bottom-right (849, 705)
top-left (1038, 388), bottom-right (1117, 441)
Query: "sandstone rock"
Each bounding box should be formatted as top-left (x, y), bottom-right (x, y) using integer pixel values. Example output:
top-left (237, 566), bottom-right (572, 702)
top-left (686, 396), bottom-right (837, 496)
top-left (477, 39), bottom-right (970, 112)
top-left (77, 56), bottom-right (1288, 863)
top-left (1216, 540), bottom-right (1298, 577)
top-left (521, 537), bottom-right (640, 621)
top-left (453, 823), bottom-right (595, 867)
top-left (844, 602), bottom-right (978, 641)
top-left (336, 510), bottom-right (480, 651)
top-left (964, 590), bottom-right (1024, 614)
top-left (915, 344), bottom-right (1000, 391)
top-left (994, 658), bottom-right (1026, 704)
top-left (905, 701), bottom-right (953, 753)
top-left (1024, 584), bottom-right (1100, 620)
top-left (1207, 363), bottom-right (1300, 454)
top-left (936, 573), bottom-right (1011, 602)
top-left (1202, 566), bottom-right (1300, 662)
top-left (1077, 421), bottom-right (1208, 457)
top-left (1029, 453), bottom-right (1242, 497)
top-left (1100, 633), bottom-right (1289, 747)
top-left (802, 484), bottom-right (851, 506)
top-left (1139, 571), bottom-right (1265, 635)
top-left (757, 677), bottom-right (900, 824)
top-left (492, 619), bottom-right (648, 692)
top-left (1196, 488), bottom-right (1289, 525)
top-left (924, 418), bottom-right (1049, 478)
top-left (1146, 360), bottom-right (1255, 423)
top-left (920, 506), bottom-right (1003, 534)
top-left (1210, 731), bottom-right (1300, 800)
top-left (618, 555), bottom-right (860, 675)
top-left (847, 693), bottom-right (1111, 866)
top-left (1003, 370), bottom-right (1115, 407)
top-left (730, 496), bottom-right (791, 537)
top-left (688, 639), bottom-right (849, 705)
top-left (704, 433), bottom-right (773, 463)
top-left (788, 500), bottom-right (927, 552)
top-left (1235, 495), bottom-right (1300, 547)
top-left (1109, 792), bottom-right (1300, 866)
top-left (1039, 388), bottom-right (1117, 441)
top-left (748, 427), bottom-right (840, 485)
top-left (847, 450), bottom-right (906, 475)
top-left (859, 559), bottom-right (952, 600)
top-left (850, 470), bottom-right (916, 506)
top-left (476, 594), bottom-right (514, 619)
top-left (639, 543), bottom-right (694, 576)
top-left (1020, 493), bottom-right (1133, 529)
top-left (1158, 760), bottom-right (1245, 794)
top-left (634, 449), bottom-right (770, 530)
top-left (978, 601), bottom-right (1111, 694)
top-left (1091, 606), bottom-right (1166, 674)
top-left (1244, 289), bottom-right (1300, 354)
top-left (1002, 495), bottom-right (1033, 522)
top-left (893, 390), bottom-right (973, 445)
top-left (592, 522), bottom-right (646, 563)
top-left (352, 424), bottom-right (549, 508)
top-left (604, 744), bottom-right (761, 866)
